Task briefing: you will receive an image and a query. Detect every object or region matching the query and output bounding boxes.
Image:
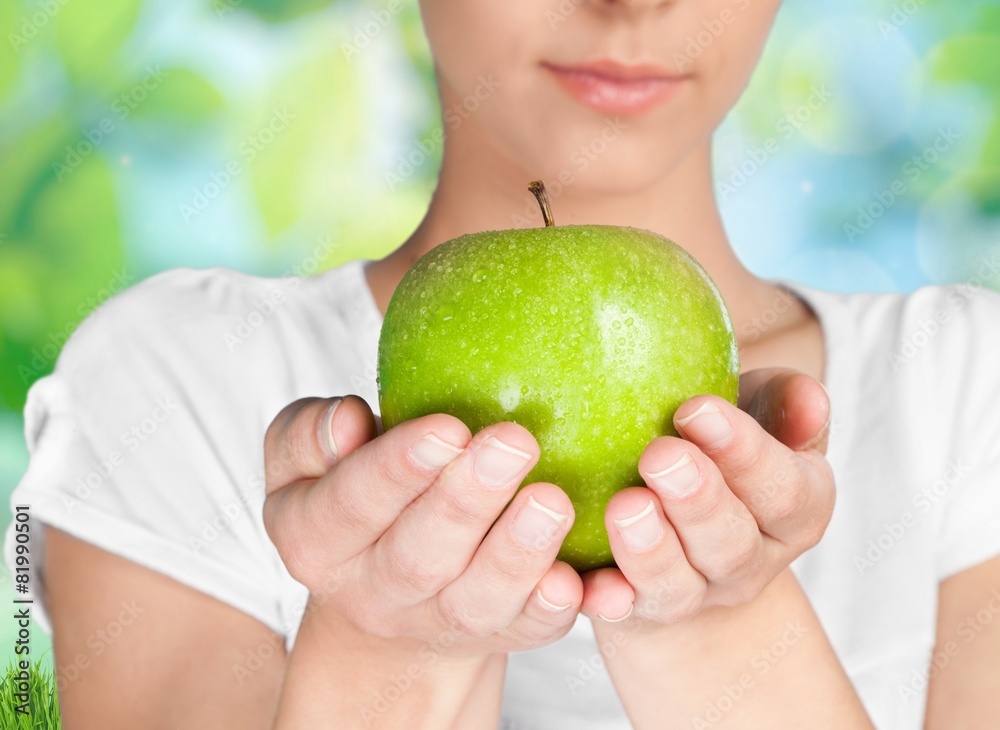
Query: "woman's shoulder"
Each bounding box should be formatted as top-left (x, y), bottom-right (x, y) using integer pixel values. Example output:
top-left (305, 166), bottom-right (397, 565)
top-left (56, 262), bottom-right (376, 383)
top-left (67, 264), bottom-right (358, 356)
top-left (42, 260), bottom-right (382, 443)
top-left (888, 283), bottom-right (1000, 369)
top-left (788, 280), bottom-right (1000, 377)
top-left (786, 280), bottom-right (1000, 469)
top-left (788, 281), bottom-right (1000, 620)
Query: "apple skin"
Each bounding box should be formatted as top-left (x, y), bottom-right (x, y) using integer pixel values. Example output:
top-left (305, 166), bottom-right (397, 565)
top-left (377, 225), bottom-right (739, 572)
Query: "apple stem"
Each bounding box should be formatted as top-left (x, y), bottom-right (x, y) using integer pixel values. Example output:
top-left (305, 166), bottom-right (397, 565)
top-left (528, 180), bottom-right (555, 227)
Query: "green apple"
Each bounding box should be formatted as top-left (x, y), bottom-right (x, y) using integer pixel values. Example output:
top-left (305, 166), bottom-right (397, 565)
top-left (377, 182), bottom-right (739, 571)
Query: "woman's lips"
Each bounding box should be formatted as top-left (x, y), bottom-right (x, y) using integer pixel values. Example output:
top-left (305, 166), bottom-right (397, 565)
top-left (542, 61), bottom-right (687, 116)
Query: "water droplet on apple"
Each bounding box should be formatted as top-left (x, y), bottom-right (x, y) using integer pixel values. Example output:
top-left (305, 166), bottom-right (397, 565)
top-left (436, 304), bottom-right (455, 322)
top-left (473, 269), bottom-right (488, 283)
top-left (549, 304), bottom-right (559, 315)
top-left (612, 320), bottom-right (622, 331)
top-left (498, 380), bottom-right (521, 412)
top-left (625, 317), bottom-right (634, 326)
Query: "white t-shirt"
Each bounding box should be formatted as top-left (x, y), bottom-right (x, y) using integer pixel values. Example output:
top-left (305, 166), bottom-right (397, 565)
top-left (6, 260), bottom-right (1000, 729)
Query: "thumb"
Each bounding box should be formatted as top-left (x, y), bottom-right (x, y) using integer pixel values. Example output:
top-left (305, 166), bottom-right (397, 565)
top-left (737, 368), bottom-right (831, 454)
top-left (263, 394), bottom-right (378, 495)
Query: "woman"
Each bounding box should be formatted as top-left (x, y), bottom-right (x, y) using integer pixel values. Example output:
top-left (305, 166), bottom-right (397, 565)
top-left (9, 0), bottom-right (1000, 727)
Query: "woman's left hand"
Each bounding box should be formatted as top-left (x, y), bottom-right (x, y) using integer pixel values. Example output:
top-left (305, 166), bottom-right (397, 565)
top-left (581, 368), bottom-right (836, 624)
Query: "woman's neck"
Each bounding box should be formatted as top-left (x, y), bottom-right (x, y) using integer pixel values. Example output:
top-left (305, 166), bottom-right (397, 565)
top-left (366, 126), bottom-right (821, 379)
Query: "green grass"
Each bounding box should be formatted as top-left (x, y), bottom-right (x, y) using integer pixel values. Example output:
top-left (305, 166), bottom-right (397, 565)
top-left (0, 657), bottom-right (61, 729)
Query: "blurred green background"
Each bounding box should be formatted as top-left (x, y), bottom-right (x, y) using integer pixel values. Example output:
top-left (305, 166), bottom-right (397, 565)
top-left (1, 0), bottom-right (998, 676)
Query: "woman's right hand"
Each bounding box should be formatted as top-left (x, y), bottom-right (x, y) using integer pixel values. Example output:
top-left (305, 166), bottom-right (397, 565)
top-left (262, 395), bottom-right (582, 657)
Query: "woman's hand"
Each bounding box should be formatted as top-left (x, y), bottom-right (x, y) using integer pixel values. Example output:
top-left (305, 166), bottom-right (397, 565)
top-left (263, 395), bottom-right (583, 655)
top-left (581, 369), bottom-right (835, 624)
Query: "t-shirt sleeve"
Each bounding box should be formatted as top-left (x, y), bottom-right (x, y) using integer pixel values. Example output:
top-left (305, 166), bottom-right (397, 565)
top-left (932, 287), bottom-right (1000, 581)
top-left (2, 269), bottom-right (297, 636)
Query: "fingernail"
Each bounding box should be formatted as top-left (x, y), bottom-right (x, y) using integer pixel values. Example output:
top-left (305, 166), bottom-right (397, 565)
top-left (597, 603), bottom-right (634, 623)
top-left (613, 500), bottom-right (664, 551)
top-left (319, 398), bottom-right (343, 462)
top-left (536, 589), bottom-right (572, 613)
top-left (409, 433), bottom-right (464, 471)
top-left (817, 381), bottom-right (833, 435)
top-left (475, 436), bottom-right (532, 489)
top-left (512, 495), bottom-right (568, 550)
top-left (645, 452), bottom-right (700, 499)
top-left (676, 402), bottom-right (731, 449)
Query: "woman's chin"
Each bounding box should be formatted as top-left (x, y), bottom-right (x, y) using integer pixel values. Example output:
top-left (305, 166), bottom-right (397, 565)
top-left (506, 130), bottom-right (700, 200)
top-left (521, 158), bottom-right (681, 200)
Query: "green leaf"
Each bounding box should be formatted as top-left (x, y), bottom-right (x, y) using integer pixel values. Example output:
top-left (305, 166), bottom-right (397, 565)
top-left (977, 6), bottom-right (1000, 34)
top-left (0, 117), bottom-right (72, 235)
top-left (0, 155), bottom-right (126, 409)
top-left (55, 0), bottom-right (142, 82)
top-left (0, 244), bottom-right (46, 343)
top-left (28, 155), bottom-right (124, 283)
top-left (0, 2), bottom-right (22, 103)
top-left (931, 33), bottom-right (1000, 94)
top-left (960, 168), bottom-right (1000, 219)
top-left (213, 0), bottom-right (337, 23)
top-left (126, 67), bottom-right (226, 122)
top-left (244, 49), bottom-right (361, 239)
top-left (337, 184), bottom-right (432, 264)
top-left (398, 1), bottom-right (433, 76)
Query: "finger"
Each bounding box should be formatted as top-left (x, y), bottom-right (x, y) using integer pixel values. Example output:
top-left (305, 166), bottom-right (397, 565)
top-left (671, 395), bottom-right (834, 548)
top-left (263, 395), bottom-right (378, 493)
top-left (501, 559), bottom-right (584, 648)
top-left (737, 369), bottom-right (831, 454)
top-left (263, 410), bottom-right (472, 582)
top-left (434, 484), bottom-right (577, 638)
top-left (632, 443), bottom-right (771, 602)
top-left (373, 423), bottom-right (541, 602)
top-left (599, 487), bottom-right (709, 622)
top-left (579, 567), bottom-right (635, 624)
